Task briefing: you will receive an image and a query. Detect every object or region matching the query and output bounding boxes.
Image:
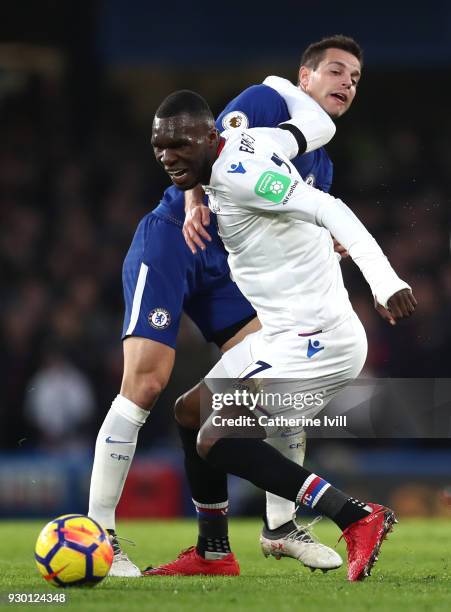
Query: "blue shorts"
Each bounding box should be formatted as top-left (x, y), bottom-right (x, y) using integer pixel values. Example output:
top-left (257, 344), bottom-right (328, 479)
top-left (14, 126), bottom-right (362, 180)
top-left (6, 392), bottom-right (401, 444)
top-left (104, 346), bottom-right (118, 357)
top-left (122, 212), bottom-right (256, 348)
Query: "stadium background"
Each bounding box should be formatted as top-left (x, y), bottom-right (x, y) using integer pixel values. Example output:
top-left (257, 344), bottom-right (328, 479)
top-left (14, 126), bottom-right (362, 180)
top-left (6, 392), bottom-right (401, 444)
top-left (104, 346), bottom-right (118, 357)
top-left (0, 0), bottom-right (450, 520)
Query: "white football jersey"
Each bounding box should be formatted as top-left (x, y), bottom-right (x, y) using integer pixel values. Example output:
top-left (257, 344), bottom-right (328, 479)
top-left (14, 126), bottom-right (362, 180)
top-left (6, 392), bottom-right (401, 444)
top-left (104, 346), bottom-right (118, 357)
top-left (204, 128), bottom-right (409, 342)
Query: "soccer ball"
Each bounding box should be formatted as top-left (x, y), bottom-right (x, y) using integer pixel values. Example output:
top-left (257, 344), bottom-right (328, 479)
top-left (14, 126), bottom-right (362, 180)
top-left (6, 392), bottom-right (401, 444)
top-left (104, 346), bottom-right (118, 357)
top-left (34, 514), bottom-right (113, 587)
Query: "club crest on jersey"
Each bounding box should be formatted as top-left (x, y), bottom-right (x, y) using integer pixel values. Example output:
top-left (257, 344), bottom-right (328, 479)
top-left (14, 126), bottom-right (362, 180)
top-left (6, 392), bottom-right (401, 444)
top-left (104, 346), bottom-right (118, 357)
top-left (254, 170), bottom-right (291, 203)
top-left (148, 308), bottom-right (171, 329)
top-left (227, 162), bottom-right (246, 174)
top-left (221, 111), bottom-right (249, 131)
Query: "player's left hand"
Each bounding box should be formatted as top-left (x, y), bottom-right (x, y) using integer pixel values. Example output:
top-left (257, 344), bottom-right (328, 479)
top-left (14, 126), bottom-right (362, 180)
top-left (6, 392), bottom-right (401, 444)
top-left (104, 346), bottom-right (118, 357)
top-left (375, 288), bottom-right (417, 325)
top-left (183, 204), bottom-right (212, 254)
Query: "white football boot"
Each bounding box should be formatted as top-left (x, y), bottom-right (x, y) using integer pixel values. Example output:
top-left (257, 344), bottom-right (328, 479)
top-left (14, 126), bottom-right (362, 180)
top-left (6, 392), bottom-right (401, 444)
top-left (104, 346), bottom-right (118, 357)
top-left (107, 530), bottom-right (142, 577)
top-left (260, 516), bottom-right (342, 572)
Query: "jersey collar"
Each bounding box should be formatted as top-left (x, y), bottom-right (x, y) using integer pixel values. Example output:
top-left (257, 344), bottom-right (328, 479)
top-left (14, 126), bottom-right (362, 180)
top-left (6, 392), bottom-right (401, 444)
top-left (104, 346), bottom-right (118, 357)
top-left (216, 136), bottom-right (226, 158)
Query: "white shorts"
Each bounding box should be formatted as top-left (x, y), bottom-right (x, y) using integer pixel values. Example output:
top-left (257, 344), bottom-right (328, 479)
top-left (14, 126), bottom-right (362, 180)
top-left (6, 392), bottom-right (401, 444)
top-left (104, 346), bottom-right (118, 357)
top-left (205, 312), bottom-right (367, 436)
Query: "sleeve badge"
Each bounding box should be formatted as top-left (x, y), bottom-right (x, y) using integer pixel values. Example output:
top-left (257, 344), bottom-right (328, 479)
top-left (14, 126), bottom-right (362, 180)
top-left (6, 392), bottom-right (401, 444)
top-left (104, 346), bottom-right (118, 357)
top-left (221, 111), bottom-right (249, 130)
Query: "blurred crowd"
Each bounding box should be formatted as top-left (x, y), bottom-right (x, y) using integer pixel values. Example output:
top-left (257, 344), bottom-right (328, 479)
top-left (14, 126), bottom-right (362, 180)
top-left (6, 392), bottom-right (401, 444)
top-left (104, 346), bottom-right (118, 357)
top-left (1, 68), bottom-right (450, 451)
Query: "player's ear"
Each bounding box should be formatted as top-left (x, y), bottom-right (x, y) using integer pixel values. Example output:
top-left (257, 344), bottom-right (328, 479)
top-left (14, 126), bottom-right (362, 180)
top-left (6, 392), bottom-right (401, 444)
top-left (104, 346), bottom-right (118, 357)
top-left (298, 66), bottom-right (310, 92)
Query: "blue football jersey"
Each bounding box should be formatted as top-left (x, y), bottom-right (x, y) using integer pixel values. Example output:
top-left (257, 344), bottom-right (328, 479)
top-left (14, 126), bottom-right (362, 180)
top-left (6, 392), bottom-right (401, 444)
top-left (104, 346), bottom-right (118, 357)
top-left (153, 84), bottom-right (333, 224)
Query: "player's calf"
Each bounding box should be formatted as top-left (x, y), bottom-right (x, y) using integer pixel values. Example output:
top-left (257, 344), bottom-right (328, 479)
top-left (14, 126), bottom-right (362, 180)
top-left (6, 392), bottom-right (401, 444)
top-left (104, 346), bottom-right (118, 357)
top-left (177, 415), bottom-right (231, 564)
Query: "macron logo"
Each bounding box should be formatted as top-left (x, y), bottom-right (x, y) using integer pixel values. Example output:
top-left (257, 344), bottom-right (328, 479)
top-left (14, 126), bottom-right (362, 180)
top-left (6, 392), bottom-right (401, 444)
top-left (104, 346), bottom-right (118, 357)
top-left (105, 436), bottom-right (133, 444)
top-left (227, 162), bottom-right (246, 174)
top-left (307, 339), bottom-right (324, 359)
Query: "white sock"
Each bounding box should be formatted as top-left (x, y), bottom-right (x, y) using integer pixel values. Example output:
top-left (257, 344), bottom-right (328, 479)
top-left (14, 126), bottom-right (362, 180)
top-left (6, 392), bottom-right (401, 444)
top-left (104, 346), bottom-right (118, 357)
top-left (265, 429), bottom-right (306, 530)
top-left (88, 394), bottom-right (149, 530)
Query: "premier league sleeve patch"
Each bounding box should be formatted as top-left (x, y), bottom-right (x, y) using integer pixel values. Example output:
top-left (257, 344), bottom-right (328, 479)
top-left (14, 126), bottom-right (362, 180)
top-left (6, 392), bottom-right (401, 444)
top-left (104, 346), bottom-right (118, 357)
top-left (148, 308), bottom-right (171, 330)
top-left (221, 111), bottom-right (249, 131)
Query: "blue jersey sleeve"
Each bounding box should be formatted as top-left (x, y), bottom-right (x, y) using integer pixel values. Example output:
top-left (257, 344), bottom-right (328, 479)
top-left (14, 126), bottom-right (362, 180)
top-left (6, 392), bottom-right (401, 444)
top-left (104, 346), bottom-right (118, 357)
top-left (216, 84), bottom-right (290, 132)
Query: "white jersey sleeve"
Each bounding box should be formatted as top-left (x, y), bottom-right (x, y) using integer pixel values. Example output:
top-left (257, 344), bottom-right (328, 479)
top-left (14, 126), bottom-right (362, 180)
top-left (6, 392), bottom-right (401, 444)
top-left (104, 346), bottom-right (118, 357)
top-left (263, 75), bottom-right (336, 153)
top-left (214, 136), bottom-right (409, 309)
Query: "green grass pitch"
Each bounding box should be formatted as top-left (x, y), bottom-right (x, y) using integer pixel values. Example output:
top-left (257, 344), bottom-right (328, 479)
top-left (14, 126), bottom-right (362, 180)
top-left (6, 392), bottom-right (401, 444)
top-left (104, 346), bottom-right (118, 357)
top-left (0, 519), bottom-right (450, 611)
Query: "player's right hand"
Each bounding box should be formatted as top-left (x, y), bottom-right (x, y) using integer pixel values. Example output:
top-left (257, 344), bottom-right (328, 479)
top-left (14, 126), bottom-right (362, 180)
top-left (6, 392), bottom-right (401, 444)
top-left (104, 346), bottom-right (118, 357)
top-left (183, 204), bottom-right (212, 254)
top-left (375, 288), bottom-right (417, 325)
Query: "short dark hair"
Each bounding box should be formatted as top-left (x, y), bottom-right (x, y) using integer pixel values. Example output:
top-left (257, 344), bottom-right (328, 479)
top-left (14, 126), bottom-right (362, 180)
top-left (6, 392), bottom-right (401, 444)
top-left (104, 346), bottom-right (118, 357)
top-left (155, 89), bottom-right (214, 121)
top-left (301, 35), bottom-right (363, 70)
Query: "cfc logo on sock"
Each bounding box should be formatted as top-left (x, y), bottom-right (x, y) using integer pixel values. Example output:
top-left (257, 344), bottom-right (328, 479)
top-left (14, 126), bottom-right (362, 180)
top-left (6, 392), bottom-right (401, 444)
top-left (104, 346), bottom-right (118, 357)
top-left (110, 453), bottom-right (130, 461)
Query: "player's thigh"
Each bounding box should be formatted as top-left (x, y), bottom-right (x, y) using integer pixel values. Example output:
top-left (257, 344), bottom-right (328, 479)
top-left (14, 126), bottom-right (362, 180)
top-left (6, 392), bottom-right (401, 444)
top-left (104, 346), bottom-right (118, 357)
top-left (121, 337), bottom-right (175, 409)
top-left (122, 213), bottom-right (193, 350)
top-left (120, 214), bottom-right (192, 407)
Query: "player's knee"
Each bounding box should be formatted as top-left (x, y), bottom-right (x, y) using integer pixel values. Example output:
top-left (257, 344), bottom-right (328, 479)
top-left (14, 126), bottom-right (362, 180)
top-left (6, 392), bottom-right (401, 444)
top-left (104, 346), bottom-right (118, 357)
top-left (196, 429), bottom-right (218, 460)
top-left (120, 374), bottom-right (166, 411)
top-left (174, 396), bottom-right (189, 426)
top-left (174, 392), bottom-right (200, 429)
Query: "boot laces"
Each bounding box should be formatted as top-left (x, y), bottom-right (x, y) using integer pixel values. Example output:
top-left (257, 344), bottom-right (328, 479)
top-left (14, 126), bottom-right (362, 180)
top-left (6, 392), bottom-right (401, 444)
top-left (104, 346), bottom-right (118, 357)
top-left (108, 530), bottom-right (136, 556)
top-left (284, 515), bottom-right (322, 544)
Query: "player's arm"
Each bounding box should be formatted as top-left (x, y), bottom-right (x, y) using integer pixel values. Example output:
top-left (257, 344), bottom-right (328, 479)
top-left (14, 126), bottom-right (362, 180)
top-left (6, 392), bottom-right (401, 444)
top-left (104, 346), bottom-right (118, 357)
top-left (312, 198), bottom-right (417, 319)
top-left (263, 76), bottom-right (346, 257)
top-left (263, 76), bottom-right (336, 153)
top-left (225, 158), bottom-right (416, 320)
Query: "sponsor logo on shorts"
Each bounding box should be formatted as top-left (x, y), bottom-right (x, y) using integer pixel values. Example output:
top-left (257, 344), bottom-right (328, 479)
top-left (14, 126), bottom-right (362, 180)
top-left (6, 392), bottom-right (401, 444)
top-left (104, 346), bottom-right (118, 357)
top-left (148, 308), bottom-right (171, 329)
top-left (221, 111), bottom-right (249, 130)
top-left (254, 171), bottom-right (291, 203)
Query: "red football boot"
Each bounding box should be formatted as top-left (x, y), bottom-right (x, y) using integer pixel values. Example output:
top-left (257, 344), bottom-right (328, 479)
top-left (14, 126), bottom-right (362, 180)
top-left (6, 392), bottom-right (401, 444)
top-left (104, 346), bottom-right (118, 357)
top-left (142, 546), bottom-right (240, 576)
top-left (341, 503), bottom-right (397, 581)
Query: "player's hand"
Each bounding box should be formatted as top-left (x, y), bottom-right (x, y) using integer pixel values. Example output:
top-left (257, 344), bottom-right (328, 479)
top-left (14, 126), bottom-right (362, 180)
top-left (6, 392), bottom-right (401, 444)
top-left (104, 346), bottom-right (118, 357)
top-left (183, 204), bottom-right (212, 254)
top-left (333, 238), bottom-right (349, 258)
top-left (375, 289), bottom-right (417, 325)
